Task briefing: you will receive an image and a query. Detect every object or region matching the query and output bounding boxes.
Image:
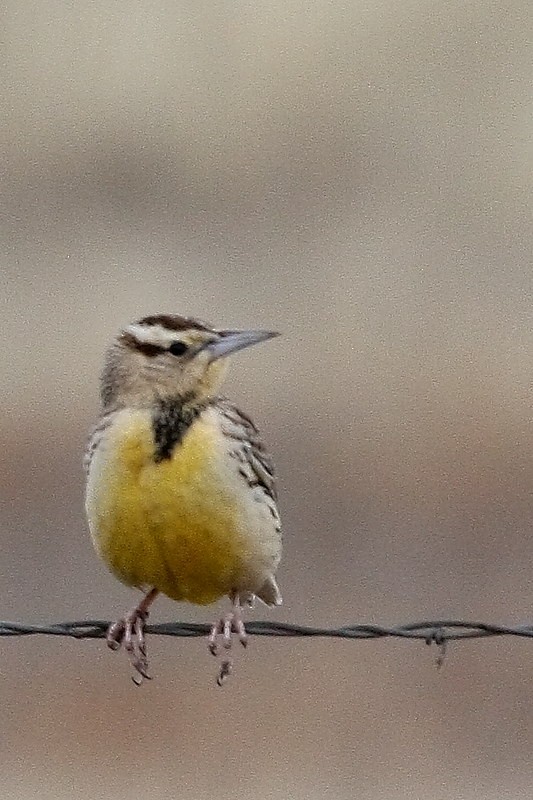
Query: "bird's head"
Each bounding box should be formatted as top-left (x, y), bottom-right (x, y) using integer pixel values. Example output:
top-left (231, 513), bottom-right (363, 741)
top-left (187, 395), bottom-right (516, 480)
top-left (101, 314), bottom-right (279, 409)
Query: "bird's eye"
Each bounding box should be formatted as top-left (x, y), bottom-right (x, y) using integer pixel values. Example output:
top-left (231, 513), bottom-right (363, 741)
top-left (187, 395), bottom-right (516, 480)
top-left (168, 341), bottom-right (188, 357)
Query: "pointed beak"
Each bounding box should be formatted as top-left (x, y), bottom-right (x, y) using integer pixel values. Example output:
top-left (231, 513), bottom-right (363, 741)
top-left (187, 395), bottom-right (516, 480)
top-left (206, 329), bottom-right (280, 362)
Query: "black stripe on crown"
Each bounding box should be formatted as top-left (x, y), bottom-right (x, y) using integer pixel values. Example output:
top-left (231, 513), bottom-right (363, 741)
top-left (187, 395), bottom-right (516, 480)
top-left (138, 314), bottom-right (213, 332)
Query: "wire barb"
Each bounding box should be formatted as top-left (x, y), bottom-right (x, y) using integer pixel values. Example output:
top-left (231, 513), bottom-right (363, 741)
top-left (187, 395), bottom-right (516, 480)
top-left (1, 619), bottom-right (533, 643)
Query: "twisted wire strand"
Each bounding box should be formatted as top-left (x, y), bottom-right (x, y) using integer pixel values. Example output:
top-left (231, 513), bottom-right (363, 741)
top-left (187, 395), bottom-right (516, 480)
top-left (1, 619), bottom-right (533, 643)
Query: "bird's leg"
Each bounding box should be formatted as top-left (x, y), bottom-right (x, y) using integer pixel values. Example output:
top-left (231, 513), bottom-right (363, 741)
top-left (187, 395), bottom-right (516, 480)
top-left (208, 592), bottom-right (248, 686)
top-left (106, 588), bottom-right (159, 684)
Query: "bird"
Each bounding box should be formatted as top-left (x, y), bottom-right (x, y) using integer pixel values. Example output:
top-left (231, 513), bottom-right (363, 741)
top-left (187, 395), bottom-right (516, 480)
top-left (84, 314), bottom-right (282, 685)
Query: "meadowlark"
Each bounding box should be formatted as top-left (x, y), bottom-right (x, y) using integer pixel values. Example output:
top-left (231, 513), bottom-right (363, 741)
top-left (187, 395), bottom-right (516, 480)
top-left (85, 314), bottom-right (282, 685)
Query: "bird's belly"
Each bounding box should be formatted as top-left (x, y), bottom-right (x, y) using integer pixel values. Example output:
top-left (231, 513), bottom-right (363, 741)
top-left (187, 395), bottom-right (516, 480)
top-left (86, 411), bottom-right (272, 605)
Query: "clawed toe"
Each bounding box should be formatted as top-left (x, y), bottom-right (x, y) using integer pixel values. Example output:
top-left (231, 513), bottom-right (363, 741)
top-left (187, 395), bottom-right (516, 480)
top-left (107, 589), bottom-right (158, 684)
top-left (107, 609), bottom-right (151, 683)
top-left (208, 593), bottom-right (248, 685)
top-left (208, 611), bottom-right (248, 656)
top-left (217, 658), bottom-right (232, 686)
top-left (106, 619), bottom-right (126, 650)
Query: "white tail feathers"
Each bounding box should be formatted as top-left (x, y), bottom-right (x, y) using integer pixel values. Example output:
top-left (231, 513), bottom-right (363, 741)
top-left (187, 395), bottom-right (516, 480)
top-left (256, 576), bottom-right (283, 607)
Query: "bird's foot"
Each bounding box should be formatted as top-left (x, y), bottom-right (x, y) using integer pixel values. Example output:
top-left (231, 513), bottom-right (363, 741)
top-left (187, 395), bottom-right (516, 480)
top-left (208, 594), bottom-right (248, 686)
top-left (107, 589), bottom-right (158, 685)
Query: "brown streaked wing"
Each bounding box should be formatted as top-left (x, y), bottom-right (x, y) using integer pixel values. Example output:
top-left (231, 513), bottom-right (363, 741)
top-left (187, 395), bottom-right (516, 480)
top-left (216, 398), bottom-right (279, 509)
top-left (84, 409), bottom-right (119, 475)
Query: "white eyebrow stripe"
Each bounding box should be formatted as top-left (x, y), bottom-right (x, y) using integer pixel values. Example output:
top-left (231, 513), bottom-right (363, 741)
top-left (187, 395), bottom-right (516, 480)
top-left (126, 323), bottom-right (181, 348)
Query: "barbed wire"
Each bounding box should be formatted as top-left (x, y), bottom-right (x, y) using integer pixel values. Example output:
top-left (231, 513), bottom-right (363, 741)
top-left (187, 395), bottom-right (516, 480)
top-left (2, 618), bottom-right (533, 643)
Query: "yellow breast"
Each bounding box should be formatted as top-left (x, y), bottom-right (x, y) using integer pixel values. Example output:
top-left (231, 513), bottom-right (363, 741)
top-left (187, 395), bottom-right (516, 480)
top-left (86, 409), bottom-right (252, 604)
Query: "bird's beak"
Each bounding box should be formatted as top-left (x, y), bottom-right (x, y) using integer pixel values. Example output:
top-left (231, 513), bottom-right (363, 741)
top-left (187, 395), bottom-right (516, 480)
top-left (206, 330), bottom-right (280, 362)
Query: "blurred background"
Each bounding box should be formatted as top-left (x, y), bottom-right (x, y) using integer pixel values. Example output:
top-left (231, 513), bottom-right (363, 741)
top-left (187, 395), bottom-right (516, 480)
top-left (2, 1), bottom-right (533, 798)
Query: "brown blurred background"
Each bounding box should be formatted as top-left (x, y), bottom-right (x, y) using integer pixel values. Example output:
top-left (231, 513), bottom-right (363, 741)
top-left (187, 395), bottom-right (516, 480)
top-left (2, 2), bottom-right (533, 798)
